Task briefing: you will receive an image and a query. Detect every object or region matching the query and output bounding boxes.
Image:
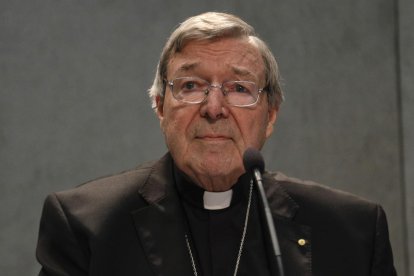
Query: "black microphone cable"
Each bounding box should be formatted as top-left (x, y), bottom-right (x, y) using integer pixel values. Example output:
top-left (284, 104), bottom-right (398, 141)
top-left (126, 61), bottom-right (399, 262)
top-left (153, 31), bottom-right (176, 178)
top-left (243, 148), bottom-right (285, 276)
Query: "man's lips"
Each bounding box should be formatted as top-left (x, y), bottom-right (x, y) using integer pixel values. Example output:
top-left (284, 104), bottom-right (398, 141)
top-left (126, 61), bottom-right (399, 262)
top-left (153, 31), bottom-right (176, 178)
top-left (195, 135), bottom-right (231, 140)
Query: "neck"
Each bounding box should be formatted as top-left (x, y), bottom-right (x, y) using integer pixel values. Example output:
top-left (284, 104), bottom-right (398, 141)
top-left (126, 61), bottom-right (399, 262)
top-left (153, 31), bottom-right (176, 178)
top-left (183, 168), bottom-right (244, 192)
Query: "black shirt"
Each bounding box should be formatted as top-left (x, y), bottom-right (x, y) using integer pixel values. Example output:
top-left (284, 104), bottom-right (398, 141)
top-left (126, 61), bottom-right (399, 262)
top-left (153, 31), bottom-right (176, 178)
top-left (173, 167), bottom-right (272, 276)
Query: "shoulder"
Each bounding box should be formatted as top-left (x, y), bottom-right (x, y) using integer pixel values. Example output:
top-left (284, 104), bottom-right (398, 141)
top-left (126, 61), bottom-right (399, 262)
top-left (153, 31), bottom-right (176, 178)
top-left (265, 171), bottom-right (381, 224)
top-left (264, 172), bottom-right (396, 274)
top-left (44, 154), bottom-right (172, 220)
top-left (271, 171), bottom-right (378, 207)
top-left (55, 159), bottom-right (156, 203)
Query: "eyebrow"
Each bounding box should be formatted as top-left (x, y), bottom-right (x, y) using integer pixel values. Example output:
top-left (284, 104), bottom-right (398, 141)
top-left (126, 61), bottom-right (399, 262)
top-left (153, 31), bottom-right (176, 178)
top-left (175, 62), bottom-right (200, 74)
top-left (231, 66), bottom-right (257, 80)
top-left (173, 62), bottom-right (258, 81)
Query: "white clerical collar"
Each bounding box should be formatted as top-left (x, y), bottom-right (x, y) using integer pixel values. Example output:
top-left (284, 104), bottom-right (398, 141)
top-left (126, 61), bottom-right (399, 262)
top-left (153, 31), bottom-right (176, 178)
top-left (203, 189), bottom-right (233, 210)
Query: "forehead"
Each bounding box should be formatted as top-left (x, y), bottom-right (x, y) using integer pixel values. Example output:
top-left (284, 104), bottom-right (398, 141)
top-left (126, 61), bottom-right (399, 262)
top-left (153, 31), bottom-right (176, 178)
top-left (167, 37), bottom-right (265, 81)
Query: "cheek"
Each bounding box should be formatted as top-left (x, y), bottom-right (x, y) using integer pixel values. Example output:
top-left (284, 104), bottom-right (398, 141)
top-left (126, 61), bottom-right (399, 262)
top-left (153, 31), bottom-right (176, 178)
top-left (161, 112), bottom-right (180, 140)
top-left (237, 111), bottom-right (270, 148)
top-left (161, 105), bottom-right (197, 146)
top-left (161, 115), bottom-right (184, 155)
top-left (160, 99), bottom-right (181, 133)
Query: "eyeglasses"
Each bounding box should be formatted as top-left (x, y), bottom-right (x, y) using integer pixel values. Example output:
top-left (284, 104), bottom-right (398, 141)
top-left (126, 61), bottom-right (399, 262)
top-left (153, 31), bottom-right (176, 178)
top-left (166, 77), bottom-right (264, 107)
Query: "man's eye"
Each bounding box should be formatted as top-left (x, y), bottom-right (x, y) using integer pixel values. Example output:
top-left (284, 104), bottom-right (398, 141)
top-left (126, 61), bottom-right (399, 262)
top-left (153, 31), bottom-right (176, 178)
top-left (184, 82), bottom-right (195, 89)
top-left (182, 81), bottom-right (200, 91)
top-left (234, 84), bottom-right (249, 93)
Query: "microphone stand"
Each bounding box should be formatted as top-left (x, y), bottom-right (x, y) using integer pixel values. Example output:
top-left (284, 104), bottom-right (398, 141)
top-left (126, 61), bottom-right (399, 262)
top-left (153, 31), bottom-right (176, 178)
top-left (253, 168), bottom-right (285, 276)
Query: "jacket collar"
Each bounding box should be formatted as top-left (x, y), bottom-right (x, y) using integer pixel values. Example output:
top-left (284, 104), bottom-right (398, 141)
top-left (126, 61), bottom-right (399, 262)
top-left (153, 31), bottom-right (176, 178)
top-left (137, 154), bottom-right (299, 220)
top-left (132, 153), bottom-right (311, 276)
top-left (263, 172), bottom-right (312, 276)
top-left (131, 153), bottom-right (194, 276)
top-left (263, 172), bottom-right (299, 219)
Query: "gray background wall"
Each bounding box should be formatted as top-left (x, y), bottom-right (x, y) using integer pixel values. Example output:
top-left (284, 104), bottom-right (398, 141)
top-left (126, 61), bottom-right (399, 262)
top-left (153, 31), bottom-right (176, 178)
top-left (1, 0), bottom-right (412, 275)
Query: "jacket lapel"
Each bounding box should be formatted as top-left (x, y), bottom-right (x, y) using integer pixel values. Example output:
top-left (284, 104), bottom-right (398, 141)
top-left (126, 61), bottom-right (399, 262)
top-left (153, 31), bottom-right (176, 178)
top-left (131, 155), bottom-right (194, 276)
top-left (263, 173), bottom-right (313, 276)
top-left (130, 155), bottom-right (312, 276)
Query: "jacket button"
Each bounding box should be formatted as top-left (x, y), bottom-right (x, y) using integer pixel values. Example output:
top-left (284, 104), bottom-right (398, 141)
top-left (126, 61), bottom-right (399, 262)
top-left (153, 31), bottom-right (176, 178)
top-left (298, 239), bottom-right (306, 246)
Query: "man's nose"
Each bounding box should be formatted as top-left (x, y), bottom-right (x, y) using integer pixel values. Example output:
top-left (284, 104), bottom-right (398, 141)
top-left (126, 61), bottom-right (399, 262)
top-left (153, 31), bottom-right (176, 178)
top-left (199, 86), bottom-right (229, 119)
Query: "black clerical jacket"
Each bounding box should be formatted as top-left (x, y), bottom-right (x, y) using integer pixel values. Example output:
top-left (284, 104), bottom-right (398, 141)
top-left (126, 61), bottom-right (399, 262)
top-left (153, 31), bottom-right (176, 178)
top-left (36, 153), bottom-right (396, 275)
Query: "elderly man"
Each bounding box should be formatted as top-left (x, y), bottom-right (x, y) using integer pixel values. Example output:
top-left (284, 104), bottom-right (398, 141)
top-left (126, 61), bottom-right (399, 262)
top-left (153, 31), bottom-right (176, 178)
top-left (36, 12), bottom-right (396, 276)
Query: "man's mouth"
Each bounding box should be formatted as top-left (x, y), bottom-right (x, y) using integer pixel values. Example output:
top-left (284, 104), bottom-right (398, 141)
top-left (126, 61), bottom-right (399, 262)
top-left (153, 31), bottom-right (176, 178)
top-left (196, 134), bottom-right (231, 141)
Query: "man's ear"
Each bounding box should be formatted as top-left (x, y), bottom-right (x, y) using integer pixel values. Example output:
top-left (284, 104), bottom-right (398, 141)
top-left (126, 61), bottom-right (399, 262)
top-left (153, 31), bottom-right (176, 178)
top-left (156, 95), bottom-right (164, 119)
top-left (265, 105), bottom-right (278, 138)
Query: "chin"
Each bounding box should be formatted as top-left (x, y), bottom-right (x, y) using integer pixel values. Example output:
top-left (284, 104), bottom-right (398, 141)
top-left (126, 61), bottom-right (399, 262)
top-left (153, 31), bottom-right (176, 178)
top-left (201, 152), bottom-right (236, 167)
top-left (200, 158), bottom-right (243, 177)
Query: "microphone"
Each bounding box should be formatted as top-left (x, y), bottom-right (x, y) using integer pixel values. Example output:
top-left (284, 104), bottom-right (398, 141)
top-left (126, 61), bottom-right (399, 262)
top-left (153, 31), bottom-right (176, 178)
top-left (243, 148), bottom-right (285, 276)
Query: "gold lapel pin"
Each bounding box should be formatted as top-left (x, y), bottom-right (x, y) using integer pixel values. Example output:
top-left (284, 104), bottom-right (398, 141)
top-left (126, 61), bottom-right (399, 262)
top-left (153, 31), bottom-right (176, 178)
top-left (298, 239), bottom-right (306, 246)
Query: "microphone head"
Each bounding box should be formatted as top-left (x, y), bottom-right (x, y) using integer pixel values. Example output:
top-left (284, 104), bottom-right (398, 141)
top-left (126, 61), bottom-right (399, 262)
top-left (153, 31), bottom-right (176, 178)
top-left (243, 148), bottom-right (265, 173)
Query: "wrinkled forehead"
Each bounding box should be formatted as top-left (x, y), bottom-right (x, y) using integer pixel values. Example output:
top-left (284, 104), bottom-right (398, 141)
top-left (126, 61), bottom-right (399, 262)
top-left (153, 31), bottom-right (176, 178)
top-left (171, 35), bottom-right (260, 58)
top-left (167, 37), bottom-right (265, 82)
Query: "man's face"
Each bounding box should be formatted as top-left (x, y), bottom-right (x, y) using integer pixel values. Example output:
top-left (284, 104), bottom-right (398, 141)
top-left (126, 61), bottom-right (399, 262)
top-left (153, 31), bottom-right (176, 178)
top-left (156, 37), bottom-right (278, 191)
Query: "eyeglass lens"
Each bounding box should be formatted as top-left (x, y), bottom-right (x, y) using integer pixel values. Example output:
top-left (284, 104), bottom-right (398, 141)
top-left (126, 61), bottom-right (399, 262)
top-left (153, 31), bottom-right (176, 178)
top-left (170, 77), bottom-right (260, 106)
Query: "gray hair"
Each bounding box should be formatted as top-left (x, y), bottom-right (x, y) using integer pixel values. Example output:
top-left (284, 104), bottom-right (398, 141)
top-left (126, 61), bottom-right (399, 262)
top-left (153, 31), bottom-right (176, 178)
top-left (148, 12), bottom-right (283, 109)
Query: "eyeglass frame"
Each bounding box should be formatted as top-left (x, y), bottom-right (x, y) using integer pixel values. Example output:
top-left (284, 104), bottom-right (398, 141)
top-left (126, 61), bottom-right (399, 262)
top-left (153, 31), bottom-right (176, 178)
top-left (165, 77), bottom-right (265, 107)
